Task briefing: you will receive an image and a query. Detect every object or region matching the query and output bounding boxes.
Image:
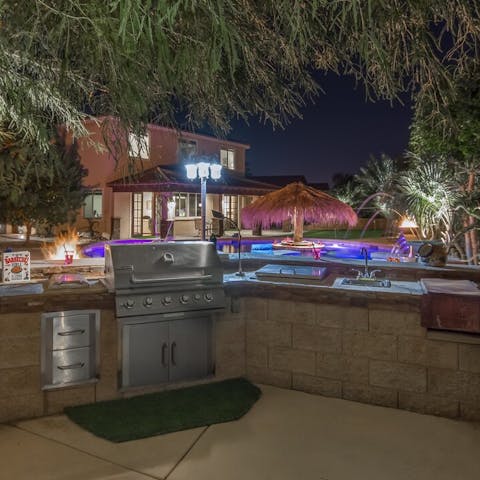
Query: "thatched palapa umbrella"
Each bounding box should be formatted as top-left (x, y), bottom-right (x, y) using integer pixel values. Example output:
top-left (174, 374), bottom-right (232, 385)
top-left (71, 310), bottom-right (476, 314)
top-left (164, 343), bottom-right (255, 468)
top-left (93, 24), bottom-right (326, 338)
top-left (241, 182), bottom-right (357, 243)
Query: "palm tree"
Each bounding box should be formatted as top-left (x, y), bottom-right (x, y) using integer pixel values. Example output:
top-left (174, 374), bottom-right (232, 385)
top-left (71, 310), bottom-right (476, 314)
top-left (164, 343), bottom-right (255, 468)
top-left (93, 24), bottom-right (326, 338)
top-left (399, 156), bottom-right (457, 240)
top-left (354, 154), bottom-right (405, 234)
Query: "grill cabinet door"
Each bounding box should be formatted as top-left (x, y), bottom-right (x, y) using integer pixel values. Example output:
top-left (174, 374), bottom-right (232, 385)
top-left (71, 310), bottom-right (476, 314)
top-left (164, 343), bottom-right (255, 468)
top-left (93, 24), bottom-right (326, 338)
top-left (122, 321), bottom-right (169, 387)
top-left (169, 316), bottom-right (212, 382)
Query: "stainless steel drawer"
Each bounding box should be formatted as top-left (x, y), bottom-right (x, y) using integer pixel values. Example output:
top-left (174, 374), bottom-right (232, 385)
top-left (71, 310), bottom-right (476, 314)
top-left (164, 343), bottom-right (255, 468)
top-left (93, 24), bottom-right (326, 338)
top-left (41, 310), bottom-right (100, 389)
top-left (52, 313), bottom-right (91, 350)
top-left (51, 347), bottom-right (93, 385)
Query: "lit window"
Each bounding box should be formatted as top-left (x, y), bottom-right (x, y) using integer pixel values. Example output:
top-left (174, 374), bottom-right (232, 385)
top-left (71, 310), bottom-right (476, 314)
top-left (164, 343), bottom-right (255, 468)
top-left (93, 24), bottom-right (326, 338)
top-left (84, 191), bottom-right (103, 218)
top-left (173, 192), bottom-right (200, 218)
top-left (128, 132), bottom-right (150, 159)
top-left (222, 195), bottom-right (238, 222)
top-left (220, 149), bottom-right (235, 169)
top-left (179, 139), bottom-right (197, 162)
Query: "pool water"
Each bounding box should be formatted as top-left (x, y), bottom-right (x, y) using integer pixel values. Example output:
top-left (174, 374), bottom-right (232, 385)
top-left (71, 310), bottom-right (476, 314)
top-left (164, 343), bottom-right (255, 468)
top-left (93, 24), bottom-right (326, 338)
top-left (82, 238), bottom-right (392, 260)
top-left (218, 239), bottom-right (391, 260)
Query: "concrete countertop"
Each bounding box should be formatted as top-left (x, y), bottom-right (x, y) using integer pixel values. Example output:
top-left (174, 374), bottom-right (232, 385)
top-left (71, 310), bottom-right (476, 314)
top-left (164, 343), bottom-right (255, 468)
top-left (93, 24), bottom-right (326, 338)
top-left (0, 270), bottom-right (424, 314)
top-left (223, 272), bottom-right (423, 309)
top-left (0, 280), bottom-right (114, 313)
top-left (224, 271), bottom-right (422, 295)
top-left (221, 253), bottom-right (480, 283)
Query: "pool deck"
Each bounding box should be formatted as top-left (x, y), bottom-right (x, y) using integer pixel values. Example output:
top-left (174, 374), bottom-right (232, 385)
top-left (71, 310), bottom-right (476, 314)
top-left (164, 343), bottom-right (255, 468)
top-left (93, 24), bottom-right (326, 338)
top-left (2, 384), bottom-right (479, 480)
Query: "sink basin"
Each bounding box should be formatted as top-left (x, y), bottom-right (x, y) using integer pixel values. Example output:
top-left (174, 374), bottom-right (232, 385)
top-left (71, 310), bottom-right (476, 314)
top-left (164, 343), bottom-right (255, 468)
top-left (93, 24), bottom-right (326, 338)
top-left (340, 278), bottom-right (391, 288)
top-left (254, 264), bottom-right (328, 284)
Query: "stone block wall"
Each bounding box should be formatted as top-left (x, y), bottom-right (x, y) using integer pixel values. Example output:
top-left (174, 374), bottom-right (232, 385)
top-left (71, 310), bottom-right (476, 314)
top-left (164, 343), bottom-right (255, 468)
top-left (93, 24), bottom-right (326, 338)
top-left (0, 309), bottom-right (117, 423)
top-left (2, 288), bottom-right (479, 424)
top-left (242, 296), bottom-right (480, 421)
top-left (0, 300), bottom-right (246, 423)
top-left (213, 298), bottom-right (246, 380)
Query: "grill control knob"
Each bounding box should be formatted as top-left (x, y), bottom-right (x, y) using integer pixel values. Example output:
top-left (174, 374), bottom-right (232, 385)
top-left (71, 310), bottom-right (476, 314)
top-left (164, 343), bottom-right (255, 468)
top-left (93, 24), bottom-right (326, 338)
top-left (124, 299), bottom-right (135, 309)
top-left (193, 293), bottom-right (201, 301)
top-left (162, 296), bottom-right (173, 306)
top-left (144, 296), bottom-right (153, 307)
top-left (180, 294), bottom-right (190, 304)
top-left (204, 293), bottom-right (214, 302)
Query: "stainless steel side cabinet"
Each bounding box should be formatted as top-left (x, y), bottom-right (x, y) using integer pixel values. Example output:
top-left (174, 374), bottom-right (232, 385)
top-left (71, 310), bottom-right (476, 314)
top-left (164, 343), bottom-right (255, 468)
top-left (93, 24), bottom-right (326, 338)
top-left (41, 310), bottom-right (100, 389)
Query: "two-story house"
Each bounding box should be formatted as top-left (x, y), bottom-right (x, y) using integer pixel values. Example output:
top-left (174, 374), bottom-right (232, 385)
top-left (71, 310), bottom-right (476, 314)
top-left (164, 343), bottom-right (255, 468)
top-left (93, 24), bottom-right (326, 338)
top-left (78, 117), bottom-right (276, 239)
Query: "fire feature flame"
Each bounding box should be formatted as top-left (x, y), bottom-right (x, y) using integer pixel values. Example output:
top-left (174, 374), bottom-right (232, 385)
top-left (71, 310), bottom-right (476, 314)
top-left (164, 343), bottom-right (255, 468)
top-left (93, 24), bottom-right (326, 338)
top-left (42, 229), bottom-right (82, 261)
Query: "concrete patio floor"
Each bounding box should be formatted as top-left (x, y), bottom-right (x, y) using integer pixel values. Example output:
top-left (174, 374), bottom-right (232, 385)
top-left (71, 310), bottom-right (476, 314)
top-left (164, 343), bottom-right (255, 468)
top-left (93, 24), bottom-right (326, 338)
top-left (1, 385), bottom-right (479, 480)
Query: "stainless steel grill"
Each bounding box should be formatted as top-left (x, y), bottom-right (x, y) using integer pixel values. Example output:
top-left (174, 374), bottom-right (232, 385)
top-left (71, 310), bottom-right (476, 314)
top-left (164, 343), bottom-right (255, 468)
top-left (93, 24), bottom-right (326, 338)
top-left (105, 241), bottom-right (226, 317)
top-left (104, 241), bottom-right (225, 388)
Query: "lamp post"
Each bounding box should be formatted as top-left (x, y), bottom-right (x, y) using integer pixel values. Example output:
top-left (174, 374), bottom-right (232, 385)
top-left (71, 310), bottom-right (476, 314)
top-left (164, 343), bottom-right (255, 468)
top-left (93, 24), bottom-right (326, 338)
top-left (185, 158), bottom-right (222, 241)
top-left (212, 209), bottom-right (245, 277)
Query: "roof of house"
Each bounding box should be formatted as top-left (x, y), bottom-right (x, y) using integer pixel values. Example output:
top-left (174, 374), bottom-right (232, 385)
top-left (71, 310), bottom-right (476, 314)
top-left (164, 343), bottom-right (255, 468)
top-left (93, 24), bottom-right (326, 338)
top-left (84, 116), bottom-right (250, 149)
top-left (247, 175), bottom-right (329, 191)
top-left (107, 164), bottom-right (279, 196)
top-left (247, 175), bottom-right (308, 186)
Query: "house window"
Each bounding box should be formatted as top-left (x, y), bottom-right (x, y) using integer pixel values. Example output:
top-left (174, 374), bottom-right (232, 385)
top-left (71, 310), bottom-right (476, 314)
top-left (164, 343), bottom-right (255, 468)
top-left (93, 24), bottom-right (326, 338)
top-left (173, 192), bottom-right (200, 218)
top-left (179, 139), bottom-right (197, 162)
top-left (128, 132), bottom-right (150, 159)
top-left (220, 149), bottom-right (235, 169)
top-left (222, 195), bottom-right (238, 223)
top-left (83, 191), bottom-right (103, 218)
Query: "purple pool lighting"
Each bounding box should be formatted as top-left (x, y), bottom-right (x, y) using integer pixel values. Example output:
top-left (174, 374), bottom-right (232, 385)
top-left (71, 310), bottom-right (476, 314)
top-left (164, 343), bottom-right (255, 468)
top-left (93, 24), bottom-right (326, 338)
top-left (82, 238), bottom-right (154, 258)
top-left (82, 237), bottom-right (393, 261)
top-left (217, 238), bottom-right (392, 260)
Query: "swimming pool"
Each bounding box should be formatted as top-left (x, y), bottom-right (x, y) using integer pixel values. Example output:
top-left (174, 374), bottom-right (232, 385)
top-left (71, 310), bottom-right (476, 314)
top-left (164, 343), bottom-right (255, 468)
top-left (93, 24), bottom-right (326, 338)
top-left (217, 238), bottom-right (391, 260)
top-left (82, 238), bottom-right (392, 260)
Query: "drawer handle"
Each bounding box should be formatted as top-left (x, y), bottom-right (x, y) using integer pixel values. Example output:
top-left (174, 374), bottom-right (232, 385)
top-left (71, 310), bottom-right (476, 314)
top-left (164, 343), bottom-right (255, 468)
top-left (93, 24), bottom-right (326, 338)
top-left (57, 362), bottom-right (85, 370)
top-left (57, 329), bottom-right (85, 337)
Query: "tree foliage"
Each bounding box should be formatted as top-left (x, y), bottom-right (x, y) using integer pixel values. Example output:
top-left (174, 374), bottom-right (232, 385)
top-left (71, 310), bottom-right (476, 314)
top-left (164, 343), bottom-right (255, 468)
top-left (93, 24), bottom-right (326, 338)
top-left (1, 1), bottom-right (480, 153)
top-left (409, 67), bottom-right (480, 263)
top-left (0, 132), bottom-right (87, 240)
top-left (398, 155), bottom-right (459, 240)
top-left (353, 154), bottom-right (406, 219)
top-left (410, 67), bottom-right (480, 161)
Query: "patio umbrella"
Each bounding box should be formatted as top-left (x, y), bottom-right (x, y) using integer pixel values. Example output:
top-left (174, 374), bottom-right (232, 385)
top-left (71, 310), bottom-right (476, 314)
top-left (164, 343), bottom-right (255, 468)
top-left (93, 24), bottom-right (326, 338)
top-left (241, 182), bottom-right (357, 243)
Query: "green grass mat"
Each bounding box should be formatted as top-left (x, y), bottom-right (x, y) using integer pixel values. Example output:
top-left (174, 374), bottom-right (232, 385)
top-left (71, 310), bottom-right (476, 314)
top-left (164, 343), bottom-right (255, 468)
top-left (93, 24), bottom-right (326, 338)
top-left (65, 378), bottom-right (261, 442)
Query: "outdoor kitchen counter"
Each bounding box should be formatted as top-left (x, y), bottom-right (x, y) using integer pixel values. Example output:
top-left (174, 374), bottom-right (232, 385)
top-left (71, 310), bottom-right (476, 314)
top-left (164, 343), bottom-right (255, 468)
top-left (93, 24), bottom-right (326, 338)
top-left (221, 253), bottom-right (480, 282)
top-left (0, 281), bottom-right (113, 314)
top-left (1, 271), bottom-right (480, 424)
top-left (221, 271), bottom-right (480, 423)
top-left (0, 270), bottom-right (425, 315)
top-left (223, 272), bottom-right (423, 309)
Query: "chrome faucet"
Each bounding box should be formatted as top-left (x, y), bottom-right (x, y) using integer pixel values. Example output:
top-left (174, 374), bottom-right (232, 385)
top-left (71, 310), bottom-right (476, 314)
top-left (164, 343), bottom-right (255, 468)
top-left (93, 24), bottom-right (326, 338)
top-left (361, 247), bottom-right (369, 278)
top-left (351, 248), bottom-right (381, 279)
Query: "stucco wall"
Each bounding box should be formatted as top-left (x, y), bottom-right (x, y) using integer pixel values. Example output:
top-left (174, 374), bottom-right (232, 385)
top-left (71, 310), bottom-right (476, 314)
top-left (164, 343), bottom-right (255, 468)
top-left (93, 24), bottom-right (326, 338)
top-left (113, 192), bottom-right (132, 239)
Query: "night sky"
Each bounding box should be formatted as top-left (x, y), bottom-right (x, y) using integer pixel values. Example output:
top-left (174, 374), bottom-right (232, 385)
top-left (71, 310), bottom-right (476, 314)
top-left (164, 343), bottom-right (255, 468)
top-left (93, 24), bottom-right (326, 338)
top-left (229, 73), bottom-right (414, 186)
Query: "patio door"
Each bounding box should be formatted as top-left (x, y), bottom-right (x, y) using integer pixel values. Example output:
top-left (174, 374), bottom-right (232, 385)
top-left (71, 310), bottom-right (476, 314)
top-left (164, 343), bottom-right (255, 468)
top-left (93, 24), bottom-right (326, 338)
top-left (132, 192), bottom-right (154, 236)
top-left (222, 195), bottom-right (239, 226)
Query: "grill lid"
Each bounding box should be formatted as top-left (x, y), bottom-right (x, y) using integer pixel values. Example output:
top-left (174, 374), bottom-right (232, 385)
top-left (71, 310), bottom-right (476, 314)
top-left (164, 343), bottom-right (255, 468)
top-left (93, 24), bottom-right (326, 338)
top-left (104, 241), bottom-right (223, 292)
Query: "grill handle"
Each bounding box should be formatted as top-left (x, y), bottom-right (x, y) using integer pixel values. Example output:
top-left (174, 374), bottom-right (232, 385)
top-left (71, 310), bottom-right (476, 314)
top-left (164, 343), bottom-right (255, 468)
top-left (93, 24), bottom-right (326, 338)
top-left (130, 273), bottom-right (213, 284)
